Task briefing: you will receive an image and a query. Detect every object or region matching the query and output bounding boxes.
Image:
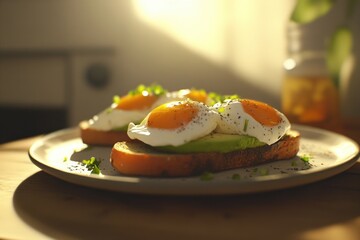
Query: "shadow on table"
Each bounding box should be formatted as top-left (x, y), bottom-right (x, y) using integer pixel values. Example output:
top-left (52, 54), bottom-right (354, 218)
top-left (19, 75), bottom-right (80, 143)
top-left (13, 171), bottom-right (360, 240)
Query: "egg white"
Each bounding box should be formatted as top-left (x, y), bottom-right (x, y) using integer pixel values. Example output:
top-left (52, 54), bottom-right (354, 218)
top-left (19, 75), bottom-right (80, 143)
top-left (88, 92), bottom-right (187, 131)
top-left (212, 99), bottom-right (290, 145)
top-left (88, 104), bottom-right (149, 131)
top-left (127, 100), bottom-right (220, 146)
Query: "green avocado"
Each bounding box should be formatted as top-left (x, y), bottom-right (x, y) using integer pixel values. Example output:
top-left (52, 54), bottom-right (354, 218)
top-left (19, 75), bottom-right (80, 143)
top-left (111, 125), bottom-right (128, 131)
top-left (111, 121), bottom-right (141, 131)
top-left (155, 133), bottom-right (266, 154)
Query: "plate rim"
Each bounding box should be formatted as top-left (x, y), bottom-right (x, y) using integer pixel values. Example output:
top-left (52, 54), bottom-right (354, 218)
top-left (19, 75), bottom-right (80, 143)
top-left (28, 124), bottom-right (360, 195)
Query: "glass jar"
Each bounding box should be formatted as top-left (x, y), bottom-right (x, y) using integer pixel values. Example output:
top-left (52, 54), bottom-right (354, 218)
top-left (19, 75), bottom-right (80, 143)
top-left (281, 24), bottom-right (341, 131)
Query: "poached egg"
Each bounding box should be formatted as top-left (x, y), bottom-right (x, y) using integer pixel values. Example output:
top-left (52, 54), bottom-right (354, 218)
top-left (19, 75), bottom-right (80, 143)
top-left (127, 100), bottom-right (220, 146)
top-left (88, 87), bottom-right (210, 131)
top-left (212, 99), bottom-right (290, 145)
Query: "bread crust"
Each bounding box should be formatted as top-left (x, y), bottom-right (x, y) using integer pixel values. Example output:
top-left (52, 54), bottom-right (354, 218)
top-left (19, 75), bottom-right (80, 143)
top-left (110, 130), bottom-right (301, 177)
top-left (80, 121), bottom-right (131, 146)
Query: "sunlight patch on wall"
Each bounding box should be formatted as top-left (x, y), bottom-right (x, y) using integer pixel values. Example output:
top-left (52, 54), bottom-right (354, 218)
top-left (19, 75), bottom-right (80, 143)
top-left (133, 0), bottom-right (291, 97)
top-left (133, 0), bottom-right (227, 65)
top-left (229, 0), bottom-right (289, 94)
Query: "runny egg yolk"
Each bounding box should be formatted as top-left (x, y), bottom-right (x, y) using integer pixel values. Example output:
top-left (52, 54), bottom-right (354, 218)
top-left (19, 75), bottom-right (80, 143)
top-left (241, 99), bottom-right (281, 126)
top-left (184, 90), bottom-right (208, 103)
top-left (147, 102), bottom-right (199, 129)
top-left (116, 93), bottom-right (158, 110)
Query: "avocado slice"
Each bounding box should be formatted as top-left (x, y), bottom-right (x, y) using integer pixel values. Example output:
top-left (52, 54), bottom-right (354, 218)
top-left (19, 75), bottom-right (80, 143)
top-left (111, 121), bottom-right (141, 131)
top-left (155, 133), bottom-right (266, 154)
top-left (111, 125), bottom-right (128, 131)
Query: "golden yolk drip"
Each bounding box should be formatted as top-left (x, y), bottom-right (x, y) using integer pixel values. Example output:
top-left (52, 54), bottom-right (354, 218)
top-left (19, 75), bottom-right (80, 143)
top-left (241, 99), bottom-right (281, 126)
top-left (147, 102), bottom-right (199, 129)
top-left (116, 94), bottom-right (158, 110)
top-left (185, 90), bottom-right (208, 103)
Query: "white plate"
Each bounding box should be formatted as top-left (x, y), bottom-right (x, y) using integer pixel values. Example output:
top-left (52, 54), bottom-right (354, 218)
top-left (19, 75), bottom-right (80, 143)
top-left (28, 124), bottom-right (359, 195)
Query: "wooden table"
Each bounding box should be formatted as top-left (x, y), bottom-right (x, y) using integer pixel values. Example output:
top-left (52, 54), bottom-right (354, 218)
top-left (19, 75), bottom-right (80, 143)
top-left (1, 124), bottom-right (360, 240)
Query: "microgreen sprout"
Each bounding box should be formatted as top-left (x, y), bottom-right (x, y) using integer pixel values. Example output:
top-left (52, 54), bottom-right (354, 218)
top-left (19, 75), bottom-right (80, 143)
top-left (128, 84), bottom-right (166, 96)
top-left (208, 92), bottom-right (240, 105)
top-left (113, 84), bottom-right (166, 105)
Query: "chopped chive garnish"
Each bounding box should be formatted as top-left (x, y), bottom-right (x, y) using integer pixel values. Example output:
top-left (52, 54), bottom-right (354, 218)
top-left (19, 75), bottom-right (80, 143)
top-left (106, 107), bottom-right (113, 114)
top-left (300, 154), bottom-right (312, 162)
top-left (200, 171), bottom-right (214, 181)
top-left (243, 119), bottom-right (249, 132)
top-left (218, 106), bottom-right (225, 113)
top-left (232, 173), bottom-right (241, 180)
top-left (63, 156), bottom-right (68, 162)
top-left (259, 168), bottom-right (269, 176)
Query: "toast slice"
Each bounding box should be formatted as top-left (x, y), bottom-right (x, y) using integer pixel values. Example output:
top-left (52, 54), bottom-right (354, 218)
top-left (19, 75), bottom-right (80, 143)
top-left (110, 130), bottom-right (300, 177)
top-left (80, 121), bottom-right (131, 146)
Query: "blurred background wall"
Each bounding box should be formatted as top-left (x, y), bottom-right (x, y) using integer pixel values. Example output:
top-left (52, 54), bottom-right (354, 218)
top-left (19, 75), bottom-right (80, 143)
top-left (0, 0), bottom-right (359, 142)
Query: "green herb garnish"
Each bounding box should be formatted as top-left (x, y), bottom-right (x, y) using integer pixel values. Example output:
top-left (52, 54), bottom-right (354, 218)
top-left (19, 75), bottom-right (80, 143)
top-left (217, 106), bottom-right (225, 114)
top-left (243, 119), bottom-right (249, 132)
top-left (82, 157), bottom-right (101, 174)
top-left (208, 92), bottom-right (240, 105)
top-left (112, 84), bottom-right (167, 105)
top-left (200, 171), bottom-right (214, 181)
top-left (300, 154), bottom-right (312, 163)
top-left (232, 173), bottom-right (241, 180)
top-left (63, 156), bottom-right (68, 162)
top-left (113, 95), bottom-right (121, 105)
top-left (128, 84), bottom-right (166, 96)
top-left (259, 168), bottom-right (269, 176)
top-left (106, 107), bottom-right (113, 114)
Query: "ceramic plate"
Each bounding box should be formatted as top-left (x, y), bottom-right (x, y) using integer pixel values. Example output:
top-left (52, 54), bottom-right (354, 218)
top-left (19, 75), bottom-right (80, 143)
top-left (28, 124), bottom-right (359, 195)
